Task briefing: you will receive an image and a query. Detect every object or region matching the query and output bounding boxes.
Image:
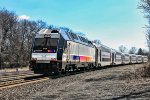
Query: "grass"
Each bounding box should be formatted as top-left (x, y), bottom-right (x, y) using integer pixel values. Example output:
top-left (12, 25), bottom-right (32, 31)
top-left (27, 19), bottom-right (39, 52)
top-left (141, 62), bottom-right (150, 77)
top-left (123, 62), bottom-right (150, 81)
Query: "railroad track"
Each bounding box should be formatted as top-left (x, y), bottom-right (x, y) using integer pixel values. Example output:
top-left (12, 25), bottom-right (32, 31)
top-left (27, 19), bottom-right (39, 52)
top-left (0, 64), bottom-right (142, 89)
top-left (0, 72), bottom-right (48, 90)
top-left (0, 67), bottom-right (100, 89)
top-left (0, 70), bottom-right (33, 76)
top-left (50, 64), bottom-right (130, 79)
top-left (50, 67), bottom-right (99, 79)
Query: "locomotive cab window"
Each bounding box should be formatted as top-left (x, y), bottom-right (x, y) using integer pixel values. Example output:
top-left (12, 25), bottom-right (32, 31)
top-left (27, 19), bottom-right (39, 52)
top-left (34, 38), bottom-right (46, 46)
top-left (47, 38), bottom-right (58, 47)
top-left (33, 38), bottom-right (58, 53)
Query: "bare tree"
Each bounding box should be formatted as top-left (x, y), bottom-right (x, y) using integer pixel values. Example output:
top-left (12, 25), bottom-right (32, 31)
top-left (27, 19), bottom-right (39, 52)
top-left (0, 8), bottom-right (48, 68)
top-left (0, 8), bottom-right (18, 68)
top-left (139, 0), bottom-right (150, 58)
top-left (17, 19), bottom-right (47, 67)
top-left (0, 10), bottom-right (2, 69)
top-left (36, 20), bottom-right (48, 32)
top-left (118, 45), bottom-right (127, 53)
top-left (129, 47), bottom-right (137, 54)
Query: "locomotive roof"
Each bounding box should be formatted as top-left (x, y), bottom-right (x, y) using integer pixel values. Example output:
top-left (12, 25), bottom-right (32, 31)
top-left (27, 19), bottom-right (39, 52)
top-left (36, 29), bottom-right (94, 47)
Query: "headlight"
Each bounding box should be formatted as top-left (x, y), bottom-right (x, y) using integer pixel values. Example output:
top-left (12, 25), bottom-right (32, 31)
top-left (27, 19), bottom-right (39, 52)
top-left (31, 58), bottom-right (37, 60)
top-left (50, 58), bottom-right (56, 61)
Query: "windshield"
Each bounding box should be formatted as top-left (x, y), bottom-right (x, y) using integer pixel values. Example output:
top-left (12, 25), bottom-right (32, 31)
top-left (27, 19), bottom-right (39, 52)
top-left (47, 39), bottom-right (58, 46)
top-left (34, 38), bottom-right (46, 46)
top-left (33, 38), bottom-right (58, 53)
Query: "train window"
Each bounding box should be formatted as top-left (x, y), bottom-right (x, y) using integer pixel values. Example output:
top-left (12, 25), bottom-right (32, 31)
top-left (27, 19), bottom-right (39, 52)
top-left (79, 36), bottom-right (83, 42)
top-left (47, 38), bottom-right (58, 46)
top-left (33, 38), bottom-right (58, 52)
top-left (101, 52), bottom-right (111, 61)
top-left (132, 55), bottom-right (135, 57)
top-left (102, 58), bottom-right (111, 61)
top-left (85, 38), bottom-right (88, 43)
top-left (80, 37), bottom-right (87, 43)
top-left (70, 33), bottom-right (78, 40)
top-left (88, 41), bottom-right (93, 45)
top-left (34, 38), bottom-right (46, 46)
top-left (83, 38), bottom-right (86, 42)
top-left (69, 33), bottom-right (74, 40)
top-left (101, 46), bottom-right (110, 53)
top-left (70, 33), bottom-right (73, 39)
top-left (66, 32), bottom-right (72, 40)
top-left (125, 54), bottom-right (129, 57)
top-left (88, 41), bottom-right (91, 44)
top-left (115, 52), bottom-right (122, 62)
top-left (71, 33), bottom-right (75, 39)
top-left (74, 33), bottom-right (79, 40)
top-left (78, 36), bottom-right (88, 43)
top-left (82, 37), bottom-right (85, 42)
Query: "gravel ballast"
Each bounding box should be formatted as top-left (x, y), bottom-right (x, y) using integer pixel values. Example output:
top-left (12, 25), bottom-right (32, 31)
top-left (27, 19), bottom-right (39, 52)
top-left (1, 64), bottom-right (150, 100)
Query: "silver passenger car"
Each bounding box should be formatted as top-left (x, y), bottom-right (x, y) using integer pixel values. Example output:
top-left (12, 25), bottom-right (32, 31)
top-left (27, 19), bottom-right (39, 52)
top-left (113, 50), bottom-right (122, 65)
top-left (122, 53), bottom-right (130, 64)
top-left (142, 55), bottom-right (148, 63)
top-left (136, 55), bottom-right (143, 63)
top-left (129, 54), bottom-right (137, 64)
top-left (96, 44), bottom-right (112, 67)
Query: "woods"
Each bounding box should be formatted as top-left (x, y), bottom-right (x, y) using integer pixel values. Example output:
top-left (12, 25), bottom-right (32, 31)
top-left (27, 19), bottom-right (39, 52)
top-left (140, 0), bottom-right (150, 57)
top-left (0, 8), bottom-right (48, 68)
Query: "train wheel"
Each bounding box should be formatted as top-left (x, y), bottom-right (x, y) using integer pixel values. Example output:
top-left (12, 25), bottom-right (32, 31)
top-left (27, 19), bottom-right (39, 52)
top-left (65, 65), bottom-right (70, 74)
top-left (61, 69), bottom-right (65, 74)
top-left (54, 71), bottom-right (61, 75)
top-left (80, 67), bottom-right (85, 71)
top-left (86, 64), bottom-right (90, 70)
top-left (73, 65), bottom-right (78, 72)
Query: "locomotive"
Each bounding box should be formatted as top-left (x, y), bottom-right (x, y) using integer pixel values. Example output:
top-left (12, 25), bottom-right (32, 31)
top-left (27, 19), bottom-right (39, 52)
top-left (29, 29), bottom-right (148, 74)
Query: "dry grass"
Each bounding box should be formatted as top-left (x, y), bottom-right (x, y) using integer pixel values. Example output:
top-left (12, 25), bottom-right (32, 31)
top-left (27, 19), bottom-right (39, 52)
top-left (122, 63), bottom-right (150, 81)
top-left (129, 62), bottom-right (150, 79)
top-left (1, 63), bottom-right (150, 100)
top-left (141, 62), bottom-right (150, 77)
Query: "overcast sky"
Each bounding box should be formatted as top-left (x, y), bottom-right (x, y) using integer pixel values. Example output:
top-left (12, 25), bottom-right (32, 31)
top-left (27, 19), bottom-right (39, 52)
top-left (0, 0), bottom-right (148, 51)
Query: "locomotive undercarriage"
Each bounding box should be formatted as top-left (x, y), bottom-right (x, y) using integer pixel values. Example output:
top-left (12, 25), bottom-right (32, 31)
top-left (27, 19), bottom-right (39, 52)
top-left (30, 61), bottom-right (96, 75)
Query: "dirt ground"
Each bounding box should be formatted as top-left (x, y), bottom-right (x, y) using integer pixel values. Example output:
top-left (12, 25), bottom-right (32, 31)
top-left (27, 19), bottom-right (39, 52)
top-left (1, 64), bottom-right (150, 100)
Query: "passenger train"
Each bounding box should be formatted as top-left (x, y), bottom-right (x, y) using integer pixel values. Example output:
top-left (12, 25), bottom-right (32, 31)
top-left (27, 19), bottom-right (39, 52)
top-left (29, 29), bottom-right (148, 74)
